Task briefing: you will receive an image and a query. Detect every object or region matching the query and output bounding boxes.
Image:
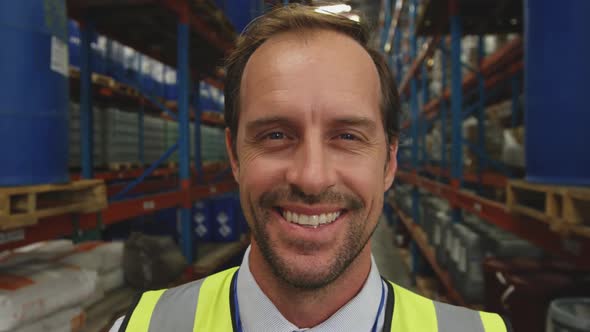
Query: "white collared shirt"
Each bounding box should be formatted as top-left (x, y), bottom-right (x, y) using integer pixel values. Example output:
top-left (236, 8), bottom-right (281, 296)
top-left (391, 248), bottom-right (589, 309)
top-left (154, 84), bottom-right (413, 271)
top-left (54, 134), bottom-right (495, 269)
top-left (237, 246), bottom-right (387, 332)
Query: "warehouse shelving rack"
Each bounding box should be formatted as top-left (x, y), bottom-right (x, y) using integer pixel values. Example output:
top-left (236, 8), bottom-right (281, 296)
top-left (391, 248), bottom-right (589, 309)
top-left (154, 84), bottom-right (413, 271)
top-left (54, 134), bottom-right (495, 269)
top-left (0, 1), bottom-right (251, 273)
top-left (379, 0), bottom-right (590, 305)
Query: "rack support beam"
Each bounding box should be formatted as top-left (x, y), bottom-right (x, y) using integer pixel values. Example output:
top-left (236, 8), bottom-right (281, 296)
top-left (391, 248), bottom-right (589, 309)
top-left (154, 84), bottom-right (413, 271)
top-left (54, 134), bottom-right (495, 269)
top-left (177, 18), bottom-right (193, 262)
top-left (80, 19), bottom-right (94, 179)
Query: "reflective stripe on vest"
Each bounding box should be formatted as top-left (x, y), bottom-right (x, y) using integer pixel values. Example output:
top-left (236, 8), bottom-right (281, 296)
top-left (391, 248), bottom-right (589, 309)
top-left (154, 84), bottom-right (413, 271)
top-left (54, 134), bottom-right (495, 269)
top-left (124, 267), bottom-right (507, 332)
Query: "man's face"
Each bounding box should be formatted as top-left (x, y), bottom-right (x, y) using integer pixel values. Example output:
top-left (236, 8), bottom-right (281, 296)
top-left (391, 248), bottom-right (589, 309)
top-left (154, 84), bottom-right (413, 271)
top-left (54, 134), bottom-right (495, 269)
top-left (227, 30), bottom-right (397, 289)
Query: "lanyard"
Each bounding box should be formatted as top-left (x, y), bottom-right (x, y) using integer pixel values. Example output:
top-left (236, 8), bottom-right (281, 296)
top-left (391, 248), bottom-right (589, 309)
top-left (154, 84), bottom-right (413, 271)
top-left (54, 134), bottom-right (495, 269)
top-left (232, 269), bottom-right (386, 332)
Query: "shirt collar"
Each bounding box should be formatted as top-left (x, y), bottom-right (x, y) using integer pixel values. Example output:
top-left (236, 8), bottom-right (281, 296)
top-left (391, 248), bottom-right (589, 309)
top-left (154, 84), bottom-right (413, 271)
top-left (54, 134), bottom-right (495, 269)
top-left (237, 246), bottom-right (386, 332)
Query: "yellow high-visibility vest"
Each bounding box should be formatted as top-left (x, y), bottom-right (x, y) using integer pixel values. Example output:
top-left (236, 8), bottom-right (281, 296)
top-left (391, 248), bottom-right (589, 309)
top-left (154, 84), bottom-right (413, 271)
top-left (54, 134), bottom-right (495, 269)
top-left (121, 267), bottom-right (509, 332)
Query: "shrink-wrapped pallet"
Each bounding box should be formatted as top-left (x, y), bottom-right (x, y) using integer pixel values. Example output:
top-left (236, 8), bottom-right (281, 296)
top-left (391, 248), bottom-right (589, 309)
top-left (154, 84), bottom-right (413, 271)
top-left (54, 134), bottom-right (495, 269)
top-left (0, 263), bottom-right (96, 331)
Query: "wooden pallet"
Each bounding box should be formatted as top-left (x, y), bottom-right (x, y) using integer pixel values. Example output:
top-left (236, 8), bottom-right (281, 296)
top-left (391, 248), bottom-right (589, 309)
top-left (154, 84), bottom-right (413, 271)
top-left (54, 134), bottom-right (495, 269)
top-left (114, 82), bottom-right (139, 97)
top-left (506, 180), bottom-right (590, 235)
top-left (0, 180), bottom-right (107, 230)
top-left (91, 73), bottom-right (116, 88)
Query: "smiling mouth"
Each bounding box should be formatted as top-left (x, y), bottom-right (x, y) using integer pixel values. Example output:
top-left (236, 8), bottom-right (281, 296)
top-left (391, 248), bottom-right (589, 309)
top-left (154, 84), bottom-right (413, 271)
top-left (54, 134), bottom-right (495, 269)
top-left (274, 207), bottom-right (346, 228)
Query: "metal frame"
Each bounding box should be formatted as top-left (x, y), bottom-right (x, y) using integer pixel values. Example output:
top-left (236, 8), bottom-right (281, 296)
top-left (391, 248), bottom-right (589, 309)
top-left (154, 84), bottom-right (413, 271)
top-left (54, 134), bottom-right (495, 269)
top-left (382, 0), bottom-right (590, 300)
top-left (0, 2), bottom-right (242, 258)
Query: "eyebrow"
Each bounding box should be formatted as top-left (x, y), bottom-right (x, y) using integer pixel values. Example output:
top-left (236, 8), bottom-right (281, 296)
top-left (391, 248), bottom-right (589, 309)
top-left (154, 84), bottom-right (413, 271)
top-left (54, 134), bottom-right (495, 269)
top-left (330, 117), bottom-right (377, 132)
top-left (245, 116), bottom-right (294, 133)
top-left (244, 115), bottom-right (378, 133)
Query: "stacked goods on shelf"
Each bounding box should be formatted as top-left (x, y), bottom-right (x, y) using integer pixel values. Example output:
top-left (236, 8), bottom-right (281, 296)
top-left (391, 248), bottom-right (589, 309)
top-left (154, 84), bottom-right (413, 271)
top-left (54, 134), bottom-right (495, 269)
top-left (424, 97), bottom-right (523, 171)
top-left (193, 200), bottom-right (213, 242)
top-left (57, 241), bottom-right (125, 308)
top-left (68, 19), bottom-right (180, 101)
top-left (461, 116), bottom-right (504, 173)
top-left (144, 116), bottom-right (166, 164)
top-left (164, 120), bottom-right (179, 162)
top-left (68, 103), bottom-right (105, 168)
top-left (442, 213), bottom-right (542, 304)
top-left (199, 83), bottom-right (225, 114)
top-left (201, 126), bottom-right (228, 162)
top-left (483, 257), bottom-right (590, 332)
top-left (425, 122), bottom-right (451, 163)
top-left (0, 241), bottom-right (98, 332)
top-left (103, 108), bottom-right (140, 166)
top-left (209, 193), bottom-right (248, 242)
top-left (69, 104), bottom-right (147, 168)
top-left (393, 184), bottom-right (413, 216)
top-left (164, 66), bottom-right (178, 101)
top-left (10, 307), bottom-right (85, 332)
top-left (546, 298), bottom-right (590, 332)
top-left (68, 21), bottom-right (109, 77)
top-left (420, 196), bottom-right (450, 245)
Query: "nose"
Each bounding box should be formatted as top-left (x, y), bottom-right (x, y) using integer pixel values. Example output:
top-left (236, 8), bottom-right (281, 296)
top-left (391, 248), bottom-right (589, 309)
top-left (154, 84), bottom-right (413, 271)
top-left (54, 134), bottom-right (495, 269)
top-left (285, 136), bottom-right (336, 196)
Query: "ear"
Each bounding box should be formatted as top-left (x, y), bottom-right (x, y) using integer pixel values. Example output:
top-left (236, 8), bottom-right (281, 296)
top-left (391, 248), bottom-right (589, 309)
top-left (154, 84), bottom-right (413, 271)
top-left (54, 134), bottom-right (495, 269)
top-left (383, 140), bottom-right (398, 191)
top-left (225, 128), bottom-right (239, 183)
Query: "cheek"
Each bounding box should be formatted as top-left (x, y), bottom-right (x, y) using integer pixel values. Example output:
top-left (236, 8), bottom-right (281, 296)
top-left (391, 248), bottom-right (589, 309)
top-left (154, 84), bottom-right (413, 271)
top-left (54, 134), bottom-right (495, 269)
top-left (238, 151), bottom-right (290, 194)
top-left (332, 153), bottom-right (386, 197)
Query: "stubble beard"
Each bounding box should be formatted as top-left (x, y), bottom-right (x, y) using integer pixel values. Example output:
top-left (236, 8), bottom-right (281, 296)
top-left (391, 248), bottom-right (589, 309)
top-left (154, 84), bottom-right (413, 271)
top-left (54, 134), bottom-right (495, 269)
top-left (247, 187), bottom-right (378, 291)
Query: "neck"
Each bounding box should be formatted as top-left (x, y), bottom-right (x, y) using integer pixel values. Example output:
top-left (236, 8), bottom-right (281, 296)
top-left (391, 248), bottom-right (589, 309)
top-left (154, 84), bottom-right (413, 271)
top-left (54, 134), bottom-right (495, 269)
top-left (248, 241), bottom-right (373, 328)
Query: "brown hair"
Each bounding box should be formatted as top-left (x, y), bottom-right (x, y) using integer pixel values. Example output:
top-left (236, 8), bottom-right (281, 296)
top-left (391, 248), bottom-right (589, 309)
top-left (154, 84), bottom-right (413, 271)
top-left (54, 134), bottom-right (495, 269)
top-left (224, 4), bottom-right (400, 155)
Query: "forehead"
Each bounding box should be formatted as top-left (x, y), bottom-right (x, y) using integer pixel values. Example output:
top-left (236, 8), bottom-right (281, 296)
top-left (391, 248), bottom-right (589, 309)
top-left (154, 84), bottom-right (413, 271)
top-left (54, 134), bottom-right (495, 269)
top-left (239, 29), bottom-right (381, 123)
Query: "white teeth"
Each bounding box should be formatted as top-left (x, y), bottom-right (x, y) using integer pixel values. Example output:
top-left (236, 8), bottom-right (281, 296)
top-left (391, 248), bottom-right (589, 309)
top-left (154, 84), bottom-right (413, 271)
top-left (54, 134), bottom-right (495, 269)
top-left (281, 210), bottom-right (342, 227)
top-left (299, 214), bottom-right (309, 225)
top-left (310, 215), bottom-right (319, 227)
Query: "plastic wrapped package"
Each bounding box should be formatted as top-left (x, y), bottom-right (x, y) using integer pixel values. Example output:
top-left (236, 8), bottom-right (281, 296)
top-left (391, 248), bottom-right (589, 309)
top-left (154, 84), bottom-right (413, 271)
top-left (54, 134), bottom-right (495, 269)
top-left (0, 263), bottom-right (96, 331)
top-left (0, 240), bottom-right (74, 269)
top-left (502, 127), bottom-right (526, 168)
top-left (81, 289), bottom-right (104, 309)
top-left (462, 117), bottom-right (504, 171)
top-left (97, 268), bottom-right (124, 293)
top-left (58, 241), bottom-right (124, 274)
top-left (11, 306), bottom-right (85, 332)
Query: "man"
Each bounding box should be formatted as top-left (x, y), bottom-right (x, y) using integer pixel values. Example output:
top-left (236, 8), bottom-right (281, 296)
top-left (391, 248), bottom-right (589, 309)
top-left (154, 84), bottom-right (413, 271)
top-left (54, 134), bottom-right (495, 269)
top-left (112, 4), bottom-right (510, 331)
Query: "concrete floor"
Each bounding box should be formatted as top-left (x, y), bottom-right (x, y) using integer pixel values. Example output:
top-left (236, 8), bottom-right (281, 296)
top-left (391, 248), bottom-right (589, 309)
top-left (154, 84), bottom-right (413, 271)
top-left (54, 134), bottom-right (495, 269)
top-left (371, 215), bottom-right (413, 289)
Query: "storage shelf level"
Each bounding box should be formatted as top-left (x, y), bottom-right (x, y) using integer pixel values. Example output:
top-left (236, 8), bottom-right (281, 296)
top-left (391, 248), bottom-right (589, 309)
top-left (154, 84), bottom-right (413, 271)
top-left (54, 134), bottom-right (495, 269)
top-left (396, 170), bottom-right (590, 267)
top-left (390, 202), bottom-right (467, 306)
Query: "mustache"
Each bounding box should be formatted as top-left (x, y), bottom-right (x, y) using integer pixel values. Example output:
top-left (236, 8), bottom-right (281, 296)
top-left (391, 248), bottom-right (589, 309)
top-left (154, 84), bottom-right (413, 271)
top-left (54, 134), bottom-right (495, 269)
top-left (259, 186), bottom-right (364, 211)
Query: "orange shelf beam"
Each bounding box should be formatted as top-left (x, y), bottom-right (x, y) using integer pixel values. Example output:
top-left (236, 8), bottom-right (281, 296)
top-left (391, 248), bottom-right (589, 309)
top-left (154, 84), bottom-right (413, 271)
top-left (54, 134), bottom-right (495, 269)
top-left (399, 36), bottom-right (440, 95)
top-left (402, 37), bottom-right (523, 129)
top-left (0, 179), bottom-right (238, 252)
